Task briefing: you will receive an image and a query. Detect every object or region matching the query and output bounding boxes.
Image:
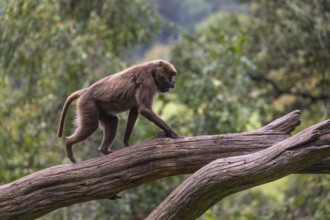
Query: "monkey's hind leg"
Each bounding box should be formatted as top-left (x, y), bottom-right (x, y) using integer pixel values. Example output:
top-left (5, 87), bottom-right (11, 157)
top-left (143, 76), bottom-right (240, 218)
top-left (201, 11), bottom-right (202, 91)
top-left (98, 112), bottom-right (119, 155)
top-left (65, 99), bottom-right (99, 163)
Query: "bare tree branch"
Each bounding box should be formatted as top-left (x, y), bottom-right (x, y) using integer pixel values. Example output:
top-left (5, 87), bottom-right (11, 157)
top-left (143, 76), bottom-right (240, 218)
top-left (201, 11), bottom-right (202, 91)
top-left (0, 110), bottom-right (329, 219)
top-left (247, 72), bottom-right (330, 102)
top-left (147, 119), bottom-right (330, 220)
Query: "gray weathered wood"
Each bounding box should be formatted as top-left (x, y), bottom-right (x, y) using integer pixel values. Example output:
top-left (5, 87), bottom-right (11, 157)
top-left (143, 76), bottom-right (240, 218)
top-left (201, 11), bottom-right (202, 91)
top-left (147, 119), bottom-right (330, 220)
top-left (0, 110), bottom-right (329, 219)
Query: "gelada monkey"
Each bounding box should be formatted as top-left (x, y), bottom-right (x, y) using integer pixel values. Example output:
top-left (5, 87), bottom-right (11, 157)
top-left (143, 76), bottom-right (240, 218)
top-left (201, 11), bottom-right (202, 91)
top-left (57, 60), bottom-right (181, 163)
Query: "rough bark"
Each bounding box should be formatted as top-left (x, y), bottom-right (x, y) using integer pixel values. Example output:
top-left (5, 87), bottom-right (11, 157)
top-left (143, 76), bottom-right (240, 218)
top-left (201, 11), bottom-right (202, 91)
top-left (0, 110), bottom-right (329, 219)
top-left (147, 119), bottom-right (330, 220)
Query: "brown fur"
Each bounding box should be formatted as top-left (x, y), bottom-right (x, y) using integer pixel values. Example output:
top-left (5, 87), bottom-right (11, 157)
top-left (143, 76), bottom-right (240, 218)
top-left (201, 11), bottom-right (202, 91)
top-left (57, 60), bottom-right (181, 163)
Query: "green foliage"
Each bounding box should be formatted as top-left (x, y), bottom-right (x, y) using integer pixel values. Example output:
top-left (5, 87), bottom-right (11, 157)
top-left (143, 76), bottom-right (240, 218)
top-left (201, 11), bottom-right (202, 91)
top-left (278, 175), bottom-right (330, 219)
top-left (249, 0), bottom-right (330, 119)
top-left (204, 190), bottom-right (278, 220)
top-left (154, 0), bottom-right (213, 32)
top-left (151, 0), bottom-right (247, 40)
top-left (171, 13), bottom-right (266, 135)
top-left (198, 175), bottom-right (330, 220)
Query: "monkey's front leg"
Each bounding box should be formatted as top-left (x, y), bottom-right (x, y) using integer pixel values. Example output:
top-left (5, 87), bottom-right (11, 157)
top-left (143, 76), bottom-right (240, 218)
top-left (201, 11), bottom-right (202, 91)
top-left (139, 107), bottom-right (182, 139)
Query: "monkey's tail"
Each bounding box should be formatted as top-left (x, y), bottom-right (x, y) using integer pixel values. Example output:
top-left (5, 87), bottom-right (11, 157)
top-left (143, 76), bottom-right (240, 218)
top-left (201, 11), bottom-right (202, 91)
top-left (57, 89), bottom-right (87, 138)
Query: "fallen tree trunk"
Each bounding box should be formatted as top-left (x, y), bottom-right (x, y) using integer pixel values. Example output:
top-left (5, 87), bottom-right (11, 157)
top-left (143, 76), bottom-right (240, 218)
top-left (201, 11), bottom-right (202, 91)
top-left (0, 110), bottom-right (329, 219)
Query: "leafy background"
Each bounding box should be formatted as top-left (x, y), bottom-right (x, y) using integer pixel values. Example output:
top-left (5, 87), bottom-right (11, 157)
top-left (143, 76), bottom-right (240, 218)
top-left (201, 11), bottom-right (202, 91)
top-left (0, 0), bottom-right (329, 219)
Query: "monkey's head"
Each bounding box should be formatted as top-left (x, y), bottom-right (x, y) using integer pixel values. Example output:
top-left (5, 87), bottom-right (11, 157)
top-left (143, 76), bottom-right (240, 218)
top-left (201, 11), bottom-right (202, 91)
top-left (152, 60), bottom-right (177, 93)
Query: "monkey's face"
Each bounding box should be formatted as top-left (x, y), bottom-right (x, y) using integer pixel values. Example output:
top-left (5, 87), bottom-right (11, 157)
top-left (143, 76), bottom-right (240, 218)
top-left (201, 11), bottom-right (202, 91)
top-left (153, 61), bottom-right (177, 93)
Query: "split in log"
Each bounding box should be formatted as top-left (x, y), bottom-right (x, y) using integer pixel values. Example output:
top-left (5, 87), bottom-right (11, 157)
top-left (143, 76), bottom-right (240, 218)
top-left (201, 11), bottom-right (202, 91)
top-left (0, 110), bottom-right (329, 220)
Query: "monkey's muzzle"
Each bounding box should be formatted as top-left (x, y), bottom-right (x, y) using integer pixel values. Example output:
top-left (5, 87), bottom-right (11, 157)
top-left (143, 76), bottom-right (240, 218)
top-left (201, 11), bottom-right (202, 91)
top-left (168, 81), bottom-right (175, 89)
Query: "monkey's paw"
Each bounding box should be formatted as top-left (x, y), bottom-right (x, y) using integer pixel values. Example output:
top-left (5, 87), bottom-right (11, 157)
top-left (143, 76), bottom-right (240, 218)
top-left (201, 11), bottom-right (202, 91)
top-left (99, 149), bottom-right (114, 155)
top-left (157, 131), bottom-right (184, 139)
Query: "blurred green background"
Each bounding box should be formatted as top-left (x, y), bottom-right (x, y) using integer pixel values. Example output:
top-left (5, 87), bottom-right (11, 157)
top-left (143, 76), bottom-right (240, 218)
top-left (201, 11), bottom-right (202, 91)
top-left (0, 0), bottom-right (329, 219)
